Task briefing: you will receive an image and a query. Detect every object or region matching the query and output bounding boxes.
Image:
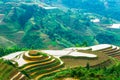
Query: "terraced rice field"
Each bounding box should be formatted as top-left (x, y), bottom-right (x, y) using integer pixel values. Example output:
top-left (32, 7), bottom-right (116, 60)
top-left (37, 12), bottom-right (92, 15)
top-left (1, 50), bottom-right (64, 80)
top-left (96, 45), bottom-right (120, 60)
top-left (113, 56), bottom-right (120, 60)
top-left (0, 59), bottom-right (28, 80)
top-left (1, 44), bottom-right (120, 79)
top-left (18, 50), bottom-right (64, 80)
top-left (61, 44), bottom-right (120, 68)
top-left (61, 50), bottom-right (111, 68)
top-left (89, 45), bottom-right (120, 59)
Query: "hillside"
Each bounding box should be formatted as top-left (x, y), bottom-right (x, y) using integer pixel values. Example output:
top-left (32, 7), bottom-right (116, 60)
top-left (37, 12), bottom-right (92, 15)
top-left (0, 44), bottom-right (120, 80)
top-left (44, 0), bottom-right (120, 21)
top-left (0, 0), bottom-right (120, 49)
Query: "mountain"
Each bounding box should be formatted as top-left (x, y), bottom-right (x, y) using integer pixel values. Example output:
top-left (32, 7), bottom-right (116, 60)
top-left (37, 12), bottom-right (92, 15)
top-left (43, 0), bottom-right (120, 21)
top-left (0, 0), bottom-right (120, 49)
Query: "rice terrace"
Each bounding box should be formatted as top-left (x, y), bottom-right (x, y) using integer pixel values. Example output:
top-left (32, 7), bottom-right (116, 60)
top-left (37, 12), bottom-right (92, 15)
top-left (0, 44), bottom-right (120, 80)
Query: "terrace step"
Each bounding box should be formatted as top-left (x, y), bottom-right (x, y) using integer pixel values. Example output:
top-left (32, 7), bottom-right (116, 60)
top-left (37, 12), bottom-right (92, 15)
top-left (10, 72), bottom-right (21, 80)
top-left (0, 59), bottom-right (28, 80)
top-left (2, 67), bottom-right (13, 80)
top-left (108, 51), bottom-right (120, 56)
top-left (114, 55), bottom-right (120, 60)
top-left (95, 46), bottom-right (112, 52)
top-left (33, 62), bottom-right (64, 79)
top-left (19, 75), bottom-right (27, 80)
top-left (0, 64), bottom-right (7, 72)
top-left (102, 47), bottom-right (117, 52)
top-left (18, 50), bottom-right (64, 79)
top-left (23, 58), bottom-right (56, 71)
top-left (26, 58), bottom-right (61, 74)
top-left (10, 72), bottom-right (28, 80)
top-left (12, 73), bottom-right (23, 80)
top-left (19, 56), bottom-right (53, 70)
top-left (23, 52), bottom-right (49, 61)
top-left (91, 59), bottom-right (111, 68)
top-left (0, 63), bottom-right (6, 71)
top-left (37, 69), bottom-right (62, 80)
top-left (104, 49), bottom-right (120, 54)
top-left (9, 69), bottom-right (19, 78)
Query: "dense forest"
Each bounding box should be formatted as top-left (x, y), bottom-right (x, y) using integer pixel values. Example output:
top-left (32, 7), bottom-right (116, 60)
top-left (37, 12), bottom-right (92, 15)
top-left (0, 0), bottom-right (120, 49)
top-left (0, 46), bottom-right (28, 57)
top-left (43, 0), bottom-right (120, 21)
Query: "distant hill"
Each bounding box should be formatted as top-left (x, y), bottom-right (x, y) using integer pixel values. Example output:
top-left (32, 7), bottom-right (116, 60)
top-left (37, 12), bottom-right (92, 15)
top-left (0, 0), bottom-right (120, 49)
top-left (43, 0), bottom-right (120, 21)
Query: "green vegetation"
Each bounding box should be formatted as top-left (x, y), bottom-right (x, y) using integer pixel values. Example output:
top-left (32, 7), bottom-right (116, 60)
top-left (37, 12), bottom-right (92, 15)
top-left (0, 59), bottom-right (29, 80)
top-left (49, 0), bottom-right (120, 21)
top-left (0, 0), bottom-right (120, 49)
top-left (29, 51), bottom-right (48, 56)
top-left (41, 59), bottom-right (120, 80)
top-left (0, 46), bottom-right (28, 57)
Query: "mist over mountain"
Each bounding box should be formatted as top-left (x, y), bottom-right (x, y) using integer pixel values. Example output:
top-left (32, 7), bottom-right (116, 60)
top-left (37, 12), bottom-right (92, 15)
top-left (0, 0), bottom-right (120, 49)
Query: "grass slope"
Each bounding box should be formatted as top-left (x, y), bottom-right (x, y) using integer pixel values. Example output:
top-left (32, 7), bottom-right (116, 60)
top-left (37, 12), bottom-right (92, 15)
top-left (0, 59), bottom-right (29, 80)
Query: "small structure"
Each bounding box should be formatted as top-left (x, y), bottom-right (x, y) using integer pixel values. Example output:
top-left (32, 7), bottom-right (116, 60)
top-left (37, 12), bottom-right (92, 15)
top-left (91, 18), bottom-right (100, 23)
top-left (109, 24), bottom-right (120, 29)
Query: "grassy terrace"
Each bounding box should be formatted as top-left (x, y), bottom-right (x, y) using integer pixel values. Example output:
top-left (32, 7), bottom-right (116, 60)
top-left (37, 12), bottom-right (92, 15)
top-left (27, 59), bottom-right (61, 74)
top-left (19, 55), bottom-right (53, 69)
top-left (21, 58), bottom-right (56, 70)
top-left (24, 59), bottom-right (56, 71)
top-left (23, 45), bottom-right (120, 79)
top-left (19, 50), bottom-right (64, 79)
top-left (60, 49), bottom-right (111, 68)
top-left (1, 44), bottom-right (120, 79)
top-left (23, 51), bottom-right (49, 61)
top-left (0, 59), bottom-right (28, 80)
top-left (98, 46), bottom-right (120, 60)
top-left (95, 46), bottom-right (113, 52)
top-left (108, 50), bottom-right (120, 56)
top-left (114, 56), bottom-right (120, 60)
top-left (31, 61), bottom-right (64, 77)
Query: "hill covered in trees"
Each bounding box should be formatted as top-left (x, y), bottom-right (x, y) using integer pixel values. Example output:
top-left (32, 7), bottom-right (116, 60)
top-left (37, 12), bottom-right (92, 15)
top-left (43, 0), bottom-right (120, 21)
top-left (0, 0), bottom-right (120, 49)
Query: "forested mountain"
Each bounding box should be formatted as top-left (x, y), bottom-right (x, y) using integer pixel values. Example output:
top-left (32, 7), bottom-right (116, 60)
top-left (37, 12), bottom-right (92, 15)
top-left (0, 0), bottom-right (120, 49)
top-left (42, 0), bottom-right (120, 21)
